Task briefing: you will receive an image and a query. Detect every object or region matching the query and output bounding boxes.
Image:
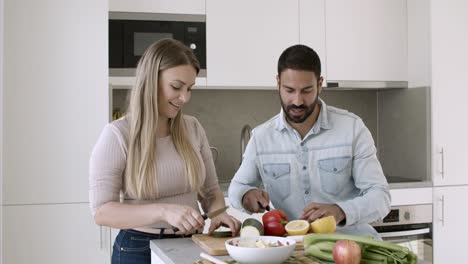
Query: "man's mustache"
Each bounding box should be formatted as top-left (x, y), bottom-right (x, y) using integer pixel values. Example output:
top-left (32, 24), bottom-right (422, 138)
top-left (287, 105), bottom-right (307, 111)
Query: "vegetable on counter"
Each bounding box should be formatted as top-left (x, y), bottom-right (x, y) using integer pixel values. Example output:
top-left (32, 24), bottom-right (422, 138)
top-left (304, 233), bottom-right (418, 264)
top-left (310, 215), bottom-right (337, 234)
top-left (285, 220), bottom-right (310, 236)
top-left (240, 218), bottom-right (264, 237)
top-left (333, 240), bottom-right (361, 264)
top-left (212, 230), bottom-right (233, 238)
top-left (262, 209), bottom-right (289, 236)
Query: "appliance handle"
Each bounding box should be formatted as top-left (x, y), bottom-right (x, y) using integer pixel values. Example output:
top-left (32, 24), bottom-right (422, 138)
top-left (379, 227), bottom-right (431, 238)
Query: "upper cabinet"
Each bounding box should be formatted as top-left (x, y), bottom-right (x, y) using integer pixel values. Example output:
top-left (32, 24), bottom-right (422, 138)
top-left (431, 0), bottom-right (468, 186)
top-left (325, 0), bottom-right (408, 87)
top-left (299, 0), bottom-right (327, 85)
top-left (109, 0), bottom-right (206, 15)
top-left (206, 0), bottom-right (299, 88)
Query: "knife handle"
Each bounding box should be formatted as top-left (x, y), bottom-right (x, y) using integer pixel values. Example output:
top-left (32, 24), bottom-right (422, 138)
top-left (172, 214), bottom-right (208, 233)
top-left (257, 201), bottom-right (270, 211)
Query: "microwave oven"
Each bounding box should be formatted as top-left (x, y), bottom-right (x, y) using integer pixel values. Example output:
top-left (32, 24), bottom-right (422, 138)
top-left (109, 12), bottom-right (206, 77)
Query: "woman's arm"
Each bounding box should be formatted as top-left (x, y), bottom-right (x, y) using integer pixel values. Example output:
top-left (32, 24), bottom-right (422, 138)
top-left (94, 202), bottom-right (167, 229)
top-left (95, 202), bottom-right (204, 232)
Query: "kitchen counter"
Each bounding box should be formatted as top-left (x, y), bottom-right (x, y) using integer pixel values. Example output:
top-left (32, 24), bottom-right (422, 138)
top-left (150, 237), bottom-right (232, 264)
top-left (150, 238), bottom-right (432, 264)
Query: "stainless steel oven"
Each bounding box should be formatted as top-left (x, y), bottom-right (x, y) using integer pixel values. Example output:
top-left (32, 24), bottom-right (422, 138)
top-left (372, 204), bottom-right (433, 263)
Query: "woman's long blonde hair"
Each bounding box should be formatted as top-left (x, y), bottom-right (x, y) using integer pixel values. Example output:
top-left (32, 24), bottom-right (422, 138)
top-left (124, 39), bottom-right (202, 200)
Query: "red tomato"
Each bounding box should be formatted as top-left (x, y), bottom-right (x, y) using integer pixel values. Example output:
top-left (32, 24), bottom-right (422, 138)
top-left (262, 209), bottom-right (289, 236)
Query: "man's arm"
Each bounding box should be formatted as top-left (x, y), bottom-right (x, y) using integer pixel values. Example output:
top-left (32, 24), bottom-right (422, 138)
top-left (336, 118), bottom-right (391, 226)
top-left (228, 131), bottom-right (263, 212)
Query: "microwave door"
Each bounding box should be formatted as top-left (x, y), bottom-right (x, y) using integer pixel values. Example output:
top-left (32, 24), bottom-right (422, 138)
top-left (123, 20), bottom-right (185, 67)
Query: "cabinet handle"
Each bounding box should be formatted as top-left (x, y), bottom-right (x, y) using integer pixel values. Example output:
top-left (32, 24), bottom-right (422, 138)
top-left (439, 148), bottom-right (445, 179)
top-left (99, 226), bottom-right (103, 249)
top-left (439, 195), bottom-right (445, 226)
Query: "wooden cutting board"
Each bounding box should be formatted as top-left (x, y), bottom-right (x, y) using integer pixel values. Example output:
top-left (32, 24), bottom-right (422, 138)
top-left (192, 234), bottom-right (233, 256)
top-left (191, 234), bottom-right (304, 256)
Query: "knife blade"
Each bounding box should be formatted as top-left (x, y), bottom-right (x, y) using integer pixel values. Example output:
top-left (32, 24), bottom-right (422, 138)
top-left (202, 206), bottom-right (229, 220)
top-left (172, 206), bottom-right (229, 233)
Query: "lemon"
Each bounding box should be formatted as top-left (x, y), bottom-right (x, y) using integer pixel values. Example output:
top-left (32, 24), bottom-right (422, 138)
top-left (310, 216), bottom-right (337, 233)
top-left (285, 220), bottom-right (310, 236)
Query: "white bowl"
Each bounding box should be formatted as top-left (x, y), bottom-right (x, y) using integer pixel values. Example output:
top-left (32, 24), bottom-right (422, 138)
top-left (225, 236), bottom-right (296, 264)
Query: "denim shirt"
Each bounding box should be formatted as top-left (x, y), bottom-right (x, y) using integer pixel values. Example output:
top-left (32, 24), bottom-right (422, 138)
top-left (228, 99), bottom-right (391, 238)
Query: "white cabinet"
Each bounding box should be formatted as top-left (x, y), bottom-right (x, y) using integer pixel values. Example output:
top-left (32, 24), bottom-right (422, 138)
top-left (109, 0), bottom-right (205, 15)
top-left (3, 0), bottom-right (108, 204)
top-left (3, 204), bottom-right (111, 264)
top-left (325, 0), bottom-right (407, 83)
top-left (433, 186), bottom-right (468, 263)
top-left (431, 0), bottom-right (468, 186)
top-left (2, 0), bottom-right (109, 263)
top-left (206, 0), bottom-right (299, 88)
top-left (299, 0), bottom-right (327, 84)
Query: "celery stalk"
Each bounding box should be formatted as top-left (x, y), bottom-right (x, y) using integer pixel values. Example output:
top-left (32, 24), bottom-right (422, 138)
top-left (303, 233), bottom-right (417, 264)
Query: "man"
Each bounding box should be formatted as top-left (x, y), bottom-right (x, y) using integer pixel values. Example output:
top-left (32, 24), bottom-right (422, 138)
top-left (228, 44), bottom-right (391, 238)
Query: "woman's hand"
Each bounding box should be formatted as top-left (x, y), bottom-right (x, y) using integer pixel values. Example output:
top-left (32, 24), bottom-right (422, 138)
top-left (208, 213), bottom-right (241, 236)
top-left (162, 204), bottom-right (205, 234)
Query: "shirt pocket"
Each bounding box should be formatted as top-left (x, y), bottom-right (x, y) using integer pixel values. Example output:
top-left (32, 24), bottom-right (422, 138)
top-left (318, 157), bottom-right (352, 195)
top-left (262, 163), bottom-right (291, 201)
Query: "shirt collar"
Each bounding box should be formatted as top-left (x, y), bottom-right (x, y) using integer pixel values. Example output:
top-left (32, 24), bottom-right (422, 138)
top-left (275, 97), bottom-right (332, 133)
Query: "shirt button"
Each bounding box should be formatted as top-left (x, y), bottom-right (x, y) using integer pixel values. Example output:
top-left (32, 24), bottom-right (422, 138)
top-left (305, 190), bottom-right (309, 195)
top-left (300, 142), bottom-right (304, 146)
top-left (303, 166), bottom-right (307, 170)
top-left (333, 168), bottom-right (337, 172)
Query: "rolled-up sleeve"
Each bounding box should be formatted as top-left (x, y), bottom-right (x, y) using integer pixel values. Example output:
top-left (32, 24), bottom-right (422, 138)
top-left (337, 118), bottom-right (391, 226)
top-left (228, 131), bottom-right (262, 212)
top-left (89, 124), bottom-right (126, 216)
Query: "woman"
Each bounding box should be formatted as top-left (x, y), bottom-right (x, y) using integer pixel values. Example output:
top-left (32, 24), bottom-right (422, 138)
top-left (89, 39), bottom-right (240, 264)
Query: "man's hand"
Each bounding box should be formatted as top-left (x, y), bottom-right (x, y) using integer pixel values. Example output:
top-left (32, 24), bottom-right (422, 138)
top-left (300, 203), bottom-right (346, 225)
top-left (242, 189), bottom-right (270, 213)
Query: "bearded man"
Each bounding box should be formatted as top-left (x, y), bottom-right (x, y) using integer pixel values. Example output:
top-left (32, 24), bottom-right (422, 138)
top-left (228, 44), bottom-right (391, 239)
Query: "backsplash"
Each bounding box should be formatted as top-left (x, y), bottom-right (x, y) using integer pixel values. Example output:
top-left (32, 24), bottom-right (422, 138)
top-left (111, 87), bottom-right (429, 184)
top-left (377, 87), bottom-right (430, 182)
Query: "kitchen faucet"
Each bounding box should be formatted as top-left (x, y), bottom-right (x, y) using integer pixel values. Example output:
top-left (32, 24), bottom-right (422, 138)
top-left (240, 124), bottom-right (252, 163)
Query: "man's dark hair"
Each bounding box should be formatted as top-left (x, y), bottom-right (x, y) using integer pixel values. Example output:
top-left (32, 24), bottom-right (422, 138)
top-left (277, 44), bottom-right (321, 78)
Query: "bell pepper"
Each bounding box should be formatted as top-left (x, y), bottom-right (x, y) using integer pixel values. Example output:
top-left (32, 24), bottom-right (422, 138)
top-left (262, 209), bottom-right (289, 236)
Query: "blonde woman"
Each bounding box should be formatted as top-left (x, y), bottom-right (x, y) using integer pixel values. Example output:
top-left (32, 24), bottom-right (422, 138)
top-left (89, 39), bottom-right (240, 264)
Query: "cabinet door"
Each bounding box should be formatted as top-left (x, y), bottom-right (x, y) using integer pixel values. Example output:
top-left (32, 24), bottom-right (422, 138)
top-left (3, 0), bottom-right (108, 204)
top-left (206, 0), bottom-right (299, 88)
top-left (431, 0), bottom-right (468, 186)
top-left (109, 0), bottom-right (205, 15)
top-left (325, 0), bottom-right (407, 82)
top-left (3, 203), bottom-right (111, 264)
top-left (299, 0), bottom-right (327, 84)
top-left (433, 186), bottom-right (468, 263)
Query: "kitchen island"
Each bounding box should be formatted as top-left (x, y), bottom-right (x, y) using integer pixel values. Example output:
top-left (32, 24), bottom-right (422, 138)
top-left (150, 238), bottom-right (431, 264)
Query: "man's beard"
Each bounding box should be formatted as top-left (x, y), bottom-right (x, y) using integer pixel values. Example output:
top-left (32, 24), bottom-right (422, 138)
top-left (281, 96), bottom-right (319, 123)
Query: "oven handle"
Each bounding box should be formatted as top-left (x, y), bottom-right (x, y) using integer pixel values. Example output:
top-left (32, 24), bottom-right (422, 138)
top-left (379, 227), bottom-right (431, 238)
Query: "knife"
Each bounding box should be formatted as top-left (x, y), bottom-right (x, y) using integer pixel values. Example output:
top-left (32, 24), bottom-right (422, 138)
top-left (172, 206), bottom-right (229, 233)
top-left (258, 201), bottom-right (270, 211)
top-left (202, 206), bottom-right (229, 220)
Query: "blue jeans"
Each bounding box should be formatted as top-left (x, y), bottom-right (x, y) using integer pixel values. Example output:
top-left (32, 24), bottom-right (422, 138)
top-left (111, 229), bottom-right (193, 264)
